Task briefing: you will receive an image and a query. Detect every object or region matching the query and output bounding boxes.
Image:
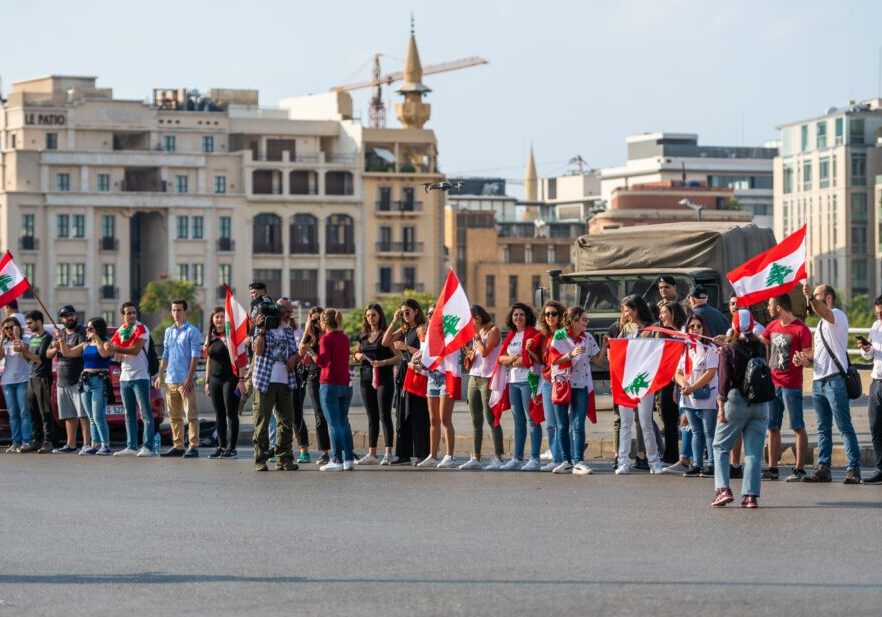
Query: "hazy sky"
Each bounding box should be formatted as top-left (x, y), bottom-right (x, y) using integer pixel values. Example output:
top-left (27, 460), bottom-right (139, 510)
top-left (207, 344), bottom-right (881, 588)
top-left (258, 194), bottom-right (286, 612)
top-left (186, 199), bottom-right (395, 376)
top-left (4, 0), bottom-right (882, 185)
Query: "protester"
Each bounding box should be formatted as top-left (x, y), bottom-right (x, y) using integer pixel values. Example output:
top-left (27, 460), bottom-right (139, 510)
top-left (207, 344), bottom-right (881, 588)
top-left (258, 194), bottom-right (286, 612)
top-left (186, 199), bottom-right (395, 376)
top-left (419, 304), bottom-right (459, 468)
top-left (711, 310), bottom-right (770, 508)
top-left (22, 310), bottom-right (55, 453)
top-left (859, 295), bottom-right (882, 485)
top-left (156, 299), bottom-right (203, 458)
top-left (268, 298), bottom-right (310, 462)
top-left (5, 300), bottom-right (27, 335)
top-left (499, 302), bottom-right (541, 471)
top-left (354, 304), bottom-right (399, 465)
top-left (462, 304), bottom-right (503, 470)
top-left (656, 300), bottom-right (689, 464)
top-left (659, 301), bottom-right (694, 474)
top-left (299, 306), bottom-right (332, 465)
top-left (688, 285), bottom-right (729, 338)
top-left (530, 300), bottom-right (567, 471)
top-left (203, 307), bottom-right (241, 459)
top-left (0, 316), bottom-right (34, 452)
top-left (47, 306), bottom-right (89, 454)
top-left (111, 303), bottom-right (156, 457)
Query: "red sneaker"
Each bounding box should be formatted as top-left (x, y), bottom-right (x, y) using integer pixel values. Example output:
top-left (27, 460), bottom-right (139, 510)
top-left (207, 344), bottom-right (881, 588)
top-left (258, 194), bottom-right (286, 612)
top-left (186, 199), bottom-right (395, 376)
top-left (711, 488), bottom-right (734, 507)
top-left (742, 495), bottom-right (758, 509)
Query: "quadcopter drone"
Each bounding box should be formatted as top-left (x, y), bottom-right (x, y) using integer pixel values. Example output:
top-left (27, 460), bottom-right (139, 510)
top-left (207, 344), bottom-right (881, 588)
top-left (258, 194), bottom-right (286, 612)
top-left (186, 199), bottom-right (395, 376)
top-left (422, 181), bottom-right (463, 193)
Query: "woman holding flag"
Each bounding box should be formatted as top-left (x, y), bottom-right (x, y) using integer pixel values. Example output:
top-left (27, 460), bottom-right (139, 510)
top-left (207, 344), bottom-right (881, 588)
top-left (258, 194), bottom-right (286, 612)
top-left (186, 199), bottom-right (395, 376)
top-left (499, 303), bottom-right (541, 471)
top-left (529, 300), bottom-right (567, 471)
top-left (203, 307), bottom-right (241, 459)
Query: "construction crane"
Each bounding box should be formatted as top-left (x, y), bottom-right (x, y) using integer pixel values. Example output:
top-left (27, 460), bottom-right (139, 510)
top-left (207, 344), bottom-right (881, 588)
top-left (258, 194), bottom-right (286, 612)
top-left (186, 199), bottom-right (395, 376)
top-left (332, 54), bottom-right (488, 128)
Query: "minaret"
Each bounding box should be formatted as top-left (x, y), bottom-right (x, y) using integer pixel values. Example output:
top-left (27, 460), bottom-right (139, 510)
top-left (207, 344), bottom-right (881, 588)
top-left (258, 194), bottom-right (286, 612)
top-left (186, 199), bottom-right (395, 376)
top-left (524, 145), bottom-right (538, 202)
top-left (395, 17), bottom-right (431, 129)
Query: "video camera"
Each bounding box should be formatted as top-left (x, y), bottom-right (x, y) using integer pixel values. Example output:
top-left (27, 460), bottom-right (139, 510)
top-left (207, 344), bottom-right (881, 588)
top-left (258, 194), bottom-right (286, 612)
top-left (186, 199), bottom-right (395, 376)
top-left (256, 301), bottom-right (281, 331)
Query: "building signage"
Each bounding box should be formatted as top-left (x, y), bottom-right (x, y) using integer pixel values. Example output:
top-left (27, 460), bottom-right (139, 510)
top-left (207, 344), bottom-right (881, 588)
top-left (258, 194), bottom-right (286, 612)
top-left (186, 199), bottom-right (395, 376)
top-left (24, 113), bottom-right (66, 126)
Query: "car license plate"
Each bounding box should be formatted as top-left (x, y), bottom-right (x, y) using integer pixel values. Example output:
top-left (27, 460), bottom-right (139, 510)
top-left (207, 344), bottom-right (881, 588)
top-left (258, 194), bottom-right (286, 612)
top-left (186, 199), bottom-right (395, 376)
top-left (106, 405), bottom-right (125, 416)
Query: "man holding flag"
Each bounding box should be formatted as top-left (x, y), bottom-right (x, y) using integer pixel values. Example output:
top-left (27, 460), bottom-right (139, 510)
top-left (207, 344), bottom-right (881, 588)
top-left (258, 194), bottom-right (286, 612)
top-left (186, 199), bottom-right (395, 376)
top-left (111, 302), bottom-right (157, 456)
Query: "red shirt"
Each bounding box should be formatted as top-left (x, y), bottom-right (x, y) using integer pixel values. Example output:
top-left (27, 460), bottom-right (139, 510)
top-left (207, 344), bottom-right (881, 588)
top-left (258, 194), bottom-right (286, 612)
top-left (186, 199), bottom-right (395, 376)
top-left (762, 319), bottom-right (812, 388)
top-left (316, 330), bottom-right (351, 386)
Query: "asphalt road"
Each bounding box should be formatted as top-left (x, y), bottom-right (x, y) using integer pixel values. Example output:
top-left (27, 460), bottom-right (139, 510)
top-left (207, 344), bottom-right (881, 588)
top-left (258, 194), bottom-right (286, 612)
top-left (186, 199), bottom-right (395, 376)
top-left (1, 455), bottom-right (881, 617)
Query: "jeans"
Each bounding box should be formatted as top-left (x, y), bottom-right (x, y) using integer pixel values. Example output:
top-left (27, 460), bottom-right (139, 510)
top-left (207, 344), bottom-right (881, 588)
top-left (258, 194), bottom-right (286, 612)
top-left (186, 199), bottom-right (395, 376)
top-left (541, 377), bottom-right (563, 463)
top-left (684, 407), bottom-right (717, 468)
top-left (120, 379), bottom-right (154, 451)
top-left (553, 386), bottom-right (589, 464)
top-left (306, 376), bottom-right (331, 451)
top-left (618, 394), bottom-right (660, 467)
top-left (509, 381), bottom-right (541, 460)
top-left (769, 386), bottom-right (805, 431)
top-left (320, 383), bottom-right (354, 464)
top-left (3, 381), bottom-right (32, 445)
top-left (869, 380), bottom-right (882, 473)
top-left (81, 374), bottom-right (109, 446)
top-left (714, 389), bottom-right (769, 496)
top-left (812, 375), bottom-right (861, 470)
top-left (678, 410), bottom-right (692, 460)
top-left (467, 375), bottom-right (503, 457)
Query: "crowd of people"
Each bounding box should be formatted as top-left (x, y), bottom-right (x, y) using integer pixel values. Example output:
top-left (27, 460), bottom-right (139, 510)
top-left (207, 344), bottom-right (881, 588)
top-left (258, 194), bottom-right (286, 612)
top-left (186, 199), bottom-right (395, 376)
top-left (2, 275), bottom-right (881, 508)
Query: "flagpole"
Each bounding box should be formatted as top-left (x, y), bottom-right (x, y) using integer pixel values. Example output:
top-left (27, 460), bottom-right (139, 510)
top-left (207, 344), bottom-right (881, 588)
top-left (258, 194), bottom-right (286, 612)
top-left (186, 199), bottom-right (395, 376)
top-left (28, 283), bottom-right (62, 333)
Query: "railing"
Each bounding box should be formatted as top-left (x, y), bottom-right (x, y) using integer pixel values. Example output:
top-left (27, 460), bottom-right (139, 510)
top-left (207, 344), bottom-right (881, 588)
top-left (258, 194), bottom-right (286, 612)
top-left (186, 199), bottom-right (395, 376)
top-left (326, 243), bottom-right (355, 255)
top-left (217, 238), bottom-right (235, 252)
top-left (101, 285), bottom-right (118, 300)
top-left (121, 180), bottom-right (167, 192)
top-left (376, 200), bottom-right (423, 213)
top-left (291, 243), bottom-right (319, 254)
top-left (376, 283), bottom-right (425, 293)
top-left (100, 237), bottom-right (118, 251)
top-left (253, 243), bottom-right (283, 255)
top-left (19, 236), bottom-right (38, 250)
top-left (376, 242), bottom-right (424, 253)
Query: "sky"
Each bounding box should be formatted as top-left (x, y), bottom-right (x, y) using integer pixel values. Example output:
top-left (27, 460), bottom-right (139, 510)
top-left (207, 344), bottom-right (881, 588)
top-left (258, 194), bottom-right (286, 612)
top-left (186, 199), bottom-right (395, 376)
top-left (3, 0), bottom-right (882, 187)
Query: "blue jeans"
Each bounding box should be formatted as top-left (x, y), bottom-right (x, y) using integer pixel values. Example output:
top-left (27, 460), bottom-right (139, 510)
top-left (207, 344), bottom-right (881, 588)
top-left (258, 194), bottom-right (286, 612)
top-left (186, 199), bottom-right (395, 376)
top-left (684, 407), bottom-right (717, 468)
top-left (81, 374), bottom-right (109, 446)
top-left (120, 379), bottom-right (154, 451)
top-left (319, 383), bottom-right (354, 464)
top-left (714, 390), bottom-right (769, 496)
top-left (769, 386), bottom-right (805, 431)
top-left (554, 386), bottom-right (588, 464)
top-left (509, 381), bottom-right (541, 460)
top-left (540, 377), bottom-right (563, 463)
top-left (3, 381), bottom-right (32, 445)
top-left (812, 375), bottom-right (861, 470)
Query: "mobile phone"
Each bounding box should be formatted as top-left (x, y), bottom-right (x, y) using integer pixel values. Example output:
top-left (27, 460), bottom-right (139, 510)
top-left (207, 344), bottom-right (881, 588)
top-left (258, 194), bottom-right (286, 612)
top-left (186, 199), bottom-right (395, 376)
top-left (856, 335), bottom-right (869, 346)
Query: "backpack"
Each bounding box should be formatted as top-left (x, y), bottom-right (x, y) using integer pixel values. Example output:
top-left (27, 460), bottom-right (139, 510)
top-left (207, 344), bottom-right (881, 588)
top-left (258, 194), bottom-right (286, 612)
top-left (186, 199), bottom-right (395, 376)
top-left (144, 337), bottom-right (160, 377)
top-left (733, 343), bottom-right (775, 404)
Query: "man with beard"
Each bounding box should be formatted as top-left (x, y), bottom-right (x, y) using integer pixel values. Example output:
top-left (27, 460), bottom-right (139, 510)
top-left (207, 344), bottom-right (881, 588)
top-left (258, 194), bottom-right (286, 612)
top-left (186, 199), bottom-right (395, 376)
top-left (47, 306), bottom-right (89, 453)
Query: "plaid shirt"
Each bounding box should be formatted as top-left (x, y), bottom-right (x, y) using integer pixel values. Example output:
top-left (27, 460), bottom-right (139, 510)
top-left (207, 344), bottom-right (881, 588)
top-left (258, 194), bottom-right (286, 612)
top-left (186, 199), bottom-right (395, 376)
top-left (251, 326), bottom-right (298, 393)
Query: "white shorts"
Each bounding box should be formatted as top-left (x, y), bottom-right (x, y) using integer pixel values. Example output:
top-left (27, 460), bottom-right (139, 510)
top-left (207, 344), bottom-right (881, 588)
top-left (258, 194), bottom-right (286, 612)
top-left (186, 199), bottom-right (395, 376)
top-left (57, 384), bottom-right (86, 419)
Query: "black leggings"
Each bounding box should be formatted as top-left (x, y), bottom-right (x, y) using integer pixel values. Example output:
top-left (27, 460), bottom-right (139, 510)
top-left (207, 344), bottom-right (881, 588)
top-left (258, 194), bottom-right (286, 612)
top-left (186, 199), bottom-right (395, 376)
top-left (306, 376), bottom-right (331, 451)
top-left (361, 378), bottom-right (394, 449)
top-left (395, 387), bottom-right (429, 461)
top-left (208, 376), bottom-right (240, 450)
top-left (656, 383), bottom-right (680, 464)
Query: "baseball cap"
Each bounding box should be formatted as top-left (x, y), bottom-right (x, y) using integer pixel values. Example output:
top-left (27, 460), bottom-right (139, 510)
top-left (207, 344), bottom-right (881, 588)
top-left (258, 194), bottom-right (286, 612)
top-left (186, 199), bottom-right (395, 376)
top-left (58, 305), bottom-right (77, 317)
top-left (659, 275), bottom-right (676, 286)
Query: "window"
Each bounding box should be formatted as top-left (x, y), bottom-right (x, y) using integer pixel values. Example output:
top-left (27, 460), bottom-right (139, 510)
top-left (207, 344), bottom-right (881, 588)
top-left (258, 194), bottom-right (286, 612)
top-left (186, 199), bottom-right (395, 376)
top-left (97, 173), bottom-right (110, 192)
top-left (548, 244), bottom-right (559, 263)
top-left (816, 121), bottom-right (827, 149)
top-left (102, 263), bottom-right (116, 286)
top-left (800, 125), bottom-right (808, 152)
top-left (852, 259), bottom-right (868, 294)
top-left (402, 266), bottom-right (417, 291)
top-left (72, 264), bottom-right (85, 287)
top-left (782, 165), bottom-right (793, 194)
top-left (177, 264), bottom-right (189, 281)
top-left (22, 263), bottom-right (35, 286)
top-left (175, 175), bottom-right (189, 193)
top-left (213, 175), bottom-right (226, 194)
top-left (851, 227), bottom-right (868, 254)
top-left (325, 171), bottom-right (353, 195)
top-left (547, 177), bottom-right (557, 200)
top-left (163, 135), bottom-right (176, 152)
top-left (532, 275), bottom-right (541, 293)
top-left (849, 117), bottom-right (865, 145)
top-left (290, 269), bottom-right (319, 306)
top-left (326, 214), bottom-right (354, 254)
top-left (378, 186), bottom-right (392, 211)
top-left (819, 157), bottom-right (830, 189)
top-left (326, 269), bottom-right (354, 307)
top-left (802, 161), bottom-right (812, 191)
top-left (290, 214), bottom-right (318, 253)
top-left (379, 225), bottom-right (392, 248)
top-left (57, 215), bottom-right (69, 238)
top-left (378, 266), bottom-right (392, 293)
top-left (10, 134), bottom-right (16, 149)
top-left (101, 215), bottom-right (115, 238)
top-left (218, 264), bottom-right (231, 286)
top-left (851, 193), bottom-right (868, 223)
top-left (101, 311), bottom-right (115, 327)
top-left (751, 203), bottom-right (771, 216)
top-left (486, 275), bottom-right (496, 307)
top-left (22, 214), bottom-right (35, 237)
top-left (832, 154), bottom-right (838, 187)
top-left (193, 264), bottom-right (204, 287)
top-left (508, 275), bottom-right (518, 306)
top-left (401, 187), bottom-right (415, 210)
top-left (835, 117), bottom-right (844, 145)
top-left (219, 216), bottom-right (231, 239)
top-left (851, 153), bottom-right (867, 186)
top-left (176, 216), bottom-right (189, 239)
top-left (72, 215), bottom-right (85, 238)
top-left (46, 133), bottom-right (58, 150)
top-left (57, 173), bottom-right (70, 191)
top-left (56, 263), bottom-right (70, 287)
top-left (253, 213), bottom-right (282, 254)
top-left (402, 226), bottom-right (417, 251)
top-left (192, 216), bottom-right (204, 239)
top-left (253, 269), bottom-right (282, 299)
top-left (202, 136), bottom-right (214, 153)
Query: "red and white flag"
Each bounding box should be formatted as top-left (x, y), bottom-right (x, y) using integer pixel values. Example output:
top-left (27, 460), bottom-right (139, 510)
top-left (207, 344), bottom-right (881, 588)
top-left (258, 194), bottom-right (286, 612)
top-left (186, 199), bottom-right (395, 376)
top-left (609, 338), bottom-right (685, 408)
top-left (224, 285), bottom-right (251, 376)
top-left (727, 224), bottom-right (806, 307)
top-left (546, 327), bottom-right (598, 423)
top-left (441, 351), bottom-right (463, 401)
top-left (422, 269), bottom-right (474, 371)
top-left (489, 361), bottom-right (509, 426)
top-left (111, 321), bottom-right (149, 349)
top-left (0, 251), bottom-right (31, 308)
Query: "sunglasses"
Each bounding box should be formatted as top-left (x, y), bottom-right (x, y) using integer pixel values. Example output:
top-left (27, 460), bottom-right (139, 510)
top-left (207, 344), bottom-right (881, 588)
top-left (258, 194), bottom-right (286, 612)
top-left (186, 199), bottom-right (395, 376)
top-left (544, 311), bottom-right (559, 317)
top-left (687, 324), bottom-right (703, 331)
top-left (3, 326), bottom-right (14, 331)
top-left (86, 326), bottom-right (95, 331)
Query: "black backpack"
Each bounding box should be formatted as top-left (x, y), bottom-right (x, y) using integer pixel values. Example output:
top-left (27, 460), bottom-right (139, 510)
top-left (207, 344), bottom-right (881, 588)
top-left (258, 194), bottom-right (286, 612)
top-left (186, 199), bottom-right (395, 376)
top-left (144, 337), bottom-right (160, 377)
top-left (733, 343), bottom-right (775, 404)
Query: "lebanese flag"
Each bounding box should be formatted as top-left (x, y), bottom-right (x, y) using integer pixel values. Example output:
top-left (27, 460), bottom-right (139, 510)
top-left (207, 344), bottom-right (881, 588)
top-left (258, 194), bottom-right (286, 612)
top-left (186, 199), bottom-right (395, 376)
top-left (0, 251), bottom-right (31, 308)
top-left (546, 328), bottom-right (597, 423)
top-left (489, 360), bottom-right (509, 426)
top-left (526, 370), bottom-right (544, 424)
top-left (609, 338), bottom-right (685, 408)
top-left (441, 351), bottom-right (462, 401)
top-left (111, 322), bottom-right (148, 348)
top-left (727, 224), bottom-right (807, 307)
top-left (422, 269), bottom-right (474, 371)
top-left (224, 285), bottom-right (251, 376)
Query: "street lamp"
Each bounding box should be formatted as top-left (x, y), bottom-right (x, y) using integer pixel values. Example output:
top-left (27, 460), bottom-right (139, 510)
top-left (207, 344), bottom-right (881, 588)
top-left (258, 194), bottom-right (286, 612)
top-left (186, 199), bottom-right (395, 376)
top-left (679, 198), bottom-right (704, 222)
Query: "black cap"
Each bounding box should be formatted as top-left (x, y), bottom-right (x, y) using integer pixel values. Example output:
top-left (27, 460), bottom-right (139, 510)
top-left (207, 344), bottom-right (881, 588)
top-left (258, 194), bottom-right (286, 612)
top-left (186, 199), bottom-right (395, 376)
top-left (249, 282), bottom-right (266, 291)
top-left (659, 275), bottom-right (676, 286)
top-left (688, 284), bottom-right (708, 299)
top-left (58, 305), bottom-right (77, 317)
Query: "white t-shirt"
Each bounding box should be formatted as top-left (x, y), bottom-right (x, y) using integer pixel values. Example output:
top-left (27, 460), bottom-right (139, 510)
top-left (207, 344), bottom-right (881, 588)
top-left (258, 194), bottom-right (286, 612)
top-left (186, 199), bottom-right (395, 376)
top-left (813, 308), bottom-right (849, 380)
top-left (505, 331), bottom-right (529, 383)
top-left (1, 337), bottom-right (32, 385)
top-left (568, 332), bottom-right (600, 390)
top-left (469, 329), bottom-right (500, 379)
top-left (119, 322), bottom-right (151, 381)
top-left (677, 342), bottom-right (719, 410)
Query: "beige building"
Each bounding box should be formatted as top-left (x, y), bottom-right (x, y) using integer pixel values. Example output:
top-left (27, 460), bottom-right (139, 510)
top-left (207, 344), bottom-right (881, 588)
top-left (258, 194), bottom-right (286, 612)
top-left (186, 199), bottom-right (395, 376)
top-left (0, 33), bottom-right (445, 326)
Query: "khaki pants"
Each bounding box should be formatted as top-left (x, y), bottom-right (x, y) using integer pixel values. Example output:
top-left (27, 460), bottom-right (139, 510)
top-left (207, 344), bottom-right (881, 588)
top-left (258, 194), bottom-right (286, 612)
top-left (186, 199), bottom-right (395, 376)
top-left (253, 383), bottom-right (294, 464)
top-left (165, 383), bottom-right (199, 449)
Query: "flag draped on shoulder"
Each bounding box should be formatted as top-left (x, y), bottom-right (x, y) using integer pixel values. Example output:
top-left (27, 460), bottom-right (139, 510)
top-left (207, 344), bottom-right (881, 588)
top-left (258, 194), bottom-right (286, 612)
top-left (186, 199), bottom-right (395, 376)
top-left (224, 285), bottom-right (251, 376)
top-left (546, 328), bottom-right (598, 423)
top-left (0, 251), bottom-right (31, 308)
top-left (422, 269), bottom-right (474, 370)
top-left (727, 224), bottom-right (806, 307)
top-left (111, 322), bottom-right (148, 349)
top-left (489, 326), bottom-right (539, 426)
top-left (609, 338), bottom-right (685, 408)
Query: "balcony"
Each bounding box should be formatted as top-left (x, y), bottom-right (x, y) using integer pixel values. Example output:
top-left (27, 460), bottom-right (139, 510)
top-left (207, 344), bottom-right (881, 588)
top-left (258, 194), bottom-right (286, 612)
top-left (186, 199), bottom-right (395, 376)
top-left (19, 236), bottom-right (38, 251)
top-left (376, 282), bottom-right (425, 294)
top-left (291, 242), bottom-right (319, 255)
top-left (326, 243), bottom-right (355, 255)
top-left (101, 285), bottom-right (118, 300)
top-left (100, 237), bottom-right (118, 251)
top-left (376, 242), bottom-right (424, 254)
top-left (376, 200), bottom-right (423, 215)
top-left (217, 238), bottom-right (235, 252)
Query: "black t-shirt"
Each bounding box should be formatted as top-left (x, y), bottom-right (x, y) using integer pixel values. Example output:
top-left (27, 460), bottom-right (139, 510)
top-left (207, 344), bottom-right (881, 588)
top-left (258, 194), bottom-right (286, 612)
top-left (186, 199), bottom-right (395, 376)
top-left (358, 332), bottom-right (394, 385)
top-left (56, 325), bottom-right (87, 387)
top-left (205, 333), bottom-right (235, 381)
top-left (28, 331), bottom-right (53, 380)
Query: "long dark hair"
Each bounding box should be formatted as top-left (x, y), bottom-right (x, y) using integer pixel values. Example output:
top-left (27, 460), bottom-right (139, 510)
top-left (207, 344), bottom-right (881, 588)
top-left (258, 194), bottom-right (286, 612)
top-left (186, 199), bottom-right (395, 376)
top-left (209, 306), bottom-right (225, 335)
top-left (505, 302), bottom-right (537, 331)
top-left (360, 303), bottom-right (388, 338)
top-left (471, 304), bottom-right (492, 327)
top-left (621, 295), bottom-right (654, 327)
top-left (303, 305), bottom-right (325, 346)
top-left (539, 300), bottom-right (566, 337)
top-left (659, 301), bottom-right (688, 330)
top-left (87, 317), bottom-right (109, 342)
top-left (402, 298), bottom-right (426, 329)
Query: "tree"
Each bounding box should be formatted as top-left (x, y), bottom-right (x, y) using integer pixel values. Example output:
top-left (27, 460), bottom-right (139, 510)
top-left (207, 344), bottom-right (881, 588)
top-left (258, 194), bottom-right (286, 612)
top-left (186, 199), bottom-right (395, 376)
top-left (341, 289), bottom-right (437, 340)
top-left (139, 276), bottom-right (202, 342)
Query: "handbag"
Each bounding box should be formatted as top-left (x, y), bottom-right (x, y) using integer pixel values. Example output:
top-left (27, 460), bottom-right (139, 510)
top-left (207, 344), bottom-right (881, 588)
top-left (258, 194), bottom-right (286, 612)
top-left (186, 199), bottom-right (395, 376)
top-left (691, 384), bottom-right (713, 399)
top-left (818, 321), bottom-right (862, 400)
top-left (551, 374), bottom-right (572, 405)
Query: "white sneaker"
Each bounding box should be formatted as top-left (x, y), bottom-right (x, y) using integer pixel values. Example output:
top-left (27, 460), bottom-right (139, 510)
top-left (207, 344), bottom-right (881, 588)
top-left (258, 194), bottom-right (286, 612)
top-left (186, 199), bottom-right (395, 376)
top-left (136, 447), bottom-right (157, 457)
top-left (540, 462), bottom-right (557, 472)
top-left (500, 457), bottom-right (523, 471)
top-left (614, 464), bottom-right (631, 475)
top-left (484, 457), bottom-right (504, 471)
top-left (459, 456), bottom-right (483, 470)
top-left (553, 461), bottom-right (574, 474)
top-left (343, 459), bottom-right (354, 471)
top-left (379, 453), bottom-right (395, 466)
top-left (521, 458), bottom-right (541, 472)
top-left (320, 461), bottom-right (344, 471)
top-left (416, 455), bottom-right (438, 468)
top-left (650, 462), bottom-right (665, 474)
top-left (113, 447), bottom-right (138, 457)
top-left (356, 454), bottom-right (379, 465)
top-left (573, 462), bottom-right (594, 475)
top-left (540, 448), bottom-right (553, 461)
top-left (437, 455), bottom-right (457, 469)
top-left (662, 462), bottom-right (689, 474)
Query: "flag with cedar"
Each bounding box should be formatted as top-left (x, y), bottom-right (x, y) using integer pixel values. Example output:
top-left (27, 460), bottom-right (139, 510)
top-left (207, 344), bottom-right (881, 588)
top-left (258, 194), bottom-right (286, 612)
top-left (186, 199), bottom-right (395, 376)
top-left (546, 327), bottom-right (598, 423)
top-left (727, 224), bottom-right (806, 306)
top-left (421, 269), bottom-right (474, 399)
top-left (224, 284), bottom-right (251, 376)
top-left (0, 251), bottom-right (31, 308)
top-left (609, 338), bottom-right (685, 408)
top-left (111, 321), bottom-right (149, 350)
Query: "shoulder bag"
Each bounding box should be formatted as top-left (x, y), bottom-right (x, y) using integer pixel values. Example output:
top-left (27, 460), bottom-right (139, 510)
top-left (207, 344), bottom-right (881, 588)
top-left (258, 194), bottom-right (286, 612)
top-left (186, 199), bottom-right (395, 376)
top-left (818, 321), bottom-right (862, 400)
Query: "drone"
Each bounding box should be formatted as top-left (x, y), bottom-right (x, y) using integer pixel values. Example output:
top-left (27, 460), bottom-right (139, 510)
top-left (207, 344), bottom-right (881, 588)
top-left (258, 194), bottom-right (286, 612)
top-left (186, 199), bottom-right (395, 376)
top-left (422, 181), bottom-right (463, 193)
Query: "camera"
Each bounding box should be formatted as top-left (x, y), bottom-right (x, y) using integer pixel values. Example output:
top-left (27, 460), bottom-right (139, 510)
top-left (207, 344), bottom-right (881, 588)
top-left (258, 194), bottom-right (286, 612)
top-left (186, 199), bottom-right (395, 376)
top-left (258, 302), bottom-right (281, 331)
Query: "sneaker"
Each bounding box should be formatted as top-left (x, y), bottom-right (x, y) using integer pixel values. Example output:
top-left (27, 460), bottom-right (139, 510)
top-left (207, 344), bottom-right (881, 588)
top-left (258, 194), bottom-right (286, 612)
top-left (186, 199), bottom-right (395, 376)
top-left (650, 462), bottom-right (666, 475)
top-left (96, 446), bottom-right (112, 456)
top-left (844, 469), bottom-right (862, 485)
top-left (320, 461), bottom-right (344, 471)
top-left (540, 462), bottom-right (557, 472)
top-left (37, 443), bottom-right (53, 454)
top-left (634, 457), bottom-right (650, 471)
top-left (160, 447), bottom-right (186, 458)
top-left (553, 461), bottom-right (574, 474)
top-left (862, 471), bottom-right (882, 485)
top-left (78, 446), bottom-right (97, 456)
top-left (500, 457), bottom-right (524, 471)
top-left (459, 456), bottom-right (483, 470)
top-left (136, 447), bottom-right (157, 457)
top-left (53, 445), bottom-right (78, 454)
top-left (357, 454), bottom-right (379, 465)
top-left (785, 468), bottom-right (806, 482)
top-left (573, 462), bottom-right (594, 476)
top-left (208, 448), bottom-right (224, 459)
top-left (416, 455), bottom-right (438, 468)
top-left (5, 444), bottom-right (20, 454)
top-left (275, 459), bottom-right (299, 471)
top-left (483, 457), bottom-right (504, 471)
top-left (742, 495), bottom-right (759, 509)
top-left (19, 442), bottom-right (39, 453)
top-left (182, 448), bottom-right (199, 458)
top-left (269, 455), bottom-right (279, 463)
top-left (297, 452), bottom-right (311, 464)
top-left (803, 465), bottom-right (832, 483)
top-left (379, 453), bottom-right (395, 466)
top-left (316, 453), bottom-right (331, 465)
top-left (711, 488), bottom-right (734, 507)
top-left (730, 465), bottom-right (744, 479)
top-left (662, 462), bottom-right (689, 474)
top-left (521, 458), bottom-right (541, 471)
top-left (540, 448), bottom-right (553, 461)
top-left (614, 464), bottom-right (631, 475)
top-left (699, 466), bottom-right (715, 478)
top-left (254, 462), bottom-right (268, 472)
top-left (113, 447), bottom-right (138, 457)
top-left (761, 467), bottom-right (779, 480)
top-left (222, 449), bottom-right (238, 459)
top-left (343, 459), bottom-right (355, 471)
top-left (683, 466), bottom-right (702, 478)
top-left (436, 455), bottom-right (458, 469)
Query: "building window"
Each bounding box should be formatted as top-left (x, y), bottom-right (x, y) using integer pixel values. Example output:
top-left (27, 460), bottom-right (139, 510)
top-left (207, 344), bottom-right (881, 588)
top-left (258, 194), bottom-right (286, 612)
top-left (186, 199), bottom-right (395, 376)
top-left (802, 161), bottom-right (812, 191)
top-left (290, 269), bottom-right (319, 306)
top-left (851, 227), bottom-right (868, 254)
top-left (548, 244), bottom-right (558, 263)
top-left (46, 133), bottom-right (58, 150)
top-left (178, 264), bottom-right (189, 281)
top-left (378, 186), bottom-right (392, 211)
top-left (56, 263), bottom-right (70, 287)
top-left (214, 175), bottom-right (226, 194)
top-left (849, 117), bottom-right (865, 145)
top-left (57, 215), bottom-right (69, 238)
top-left (378, 266), bottom-right (392, 293)
top-left (326, 269), bottom-right (355, 307)
top-left (402, 266), bottom-right (416, 290)
top-left (21, 214), bottom-right (35, 238)
top-left (72, 214), bottom-right (85, 238)
top-left (325, 171), bottom-right (354, 195)
top-left (253, 213), bottom-right (282, 254)
top-left (502, 245), bottom-right (511, 263)
top-left (326, 214), bottom-right (354, 254)
top-left (832, 154), bottom-right (838, 187)
top-left (193, 264), bottom-right (204, 287)
top-left (97, 173), bottom-right (110, 192)
top-left (782, 165), bottom-right (793, 194)
top-left (851, 192), bottom-right (868, 222)
top-left (532, 275), bottom-right (541, 294)
top-left (57, 173), bottom-right (70, 191)
top-left (101, 311), bottom-right (115, 327)
top-left (818, 157), bottom-right (830, 189)
top-left (852, 259), bottom-right (868, 294)
top-left (218, 264), bottom-right (232, 286)
top-left (202, 136), bottom-right (214, 153)
top-left (402, 226), bottom-right (417, 252)
top-left (10, 134), bottom-right (16, 149)
top-left (192, 216), bottom-right (204, 239)
top-left (547, 177), bottom-right (557, 200)
top-left (290, 213), bottom-right (318, 254)
top-left (22, 263), bottom-right (35, 287)
top-left (816, 121), bottom-right (827, 149)
top-left (219, 216), bottom-right (232, 239)
top-left (254, 269), bottom-right (282, 299)
top-left (101, 215), bottom-right (115, 239)
top-left (163, 135), bottom-right (176, 152)
top-left (508, 275), bottom-right (518, 306)
top-left (102, 263), bottom-right (115, 286)
top-left (800, 125), bottom-right (808, 152)
top-left (486, 275), bottom-right (496, 307)
top-left (175, 175), bottom-right (189, 193)
top-left (72, 264), bottom-right (85, 287)
top-left (176, 215), bottom-right (189, 239)
top-left (835, 117), bottom-right (844, 145)
top-left (379, 225), bottom-right (392, 249)
top-left (851, 153), bottom-right (867, 186)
